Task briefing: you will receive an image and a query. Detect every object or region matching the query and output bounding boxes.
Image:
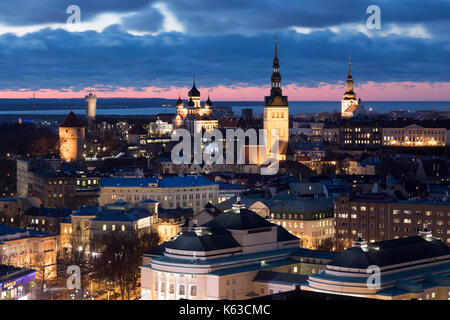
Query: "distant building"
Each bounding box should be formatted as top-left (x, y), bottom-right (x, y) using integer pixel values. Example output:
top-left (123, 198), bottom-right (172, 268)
top-left (242, 108), bottom-right (253, 120)
top-left (175, 81), bottom-right (218, 134)
top-left (0, 224), bottom-right (57, 281)
top-left (339, 118), bottom-right (382, 150)
top-left (60, 200), bottom-right (159, 253)
top-left (382, 123), bottom-right (446, 147)
top-left (335, 194), bottom-right (450, 247)
top-left (85, 93), bottom-right (97, 122)
top-left (0, 265), bottom-right (36, 300)
top-left (16, 159), bottom-right (99, 209)
top-left (59, 111), bottom-right (85, 162)
top-left (98, 175), bottom-right (218, 212)
top-left (341, 59), bottom-right (366, 118)
top-left (216, 195), bottom-right (335, 249)
top-left (263, 38), bottom-right (289, 161)
top-left (302, 231), bottom-right (450, 300)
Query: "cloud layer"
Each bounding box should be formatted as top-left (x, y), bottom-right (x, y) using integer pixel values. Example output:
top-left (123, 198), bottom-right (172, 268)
top-left (0, 0), bottom-right (449, 97)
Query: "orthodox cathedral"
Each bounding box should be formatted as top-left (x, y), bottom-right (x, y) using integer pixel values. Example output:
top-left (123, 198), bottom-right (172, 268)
top-left (175, 80), bottom-right (218, 134)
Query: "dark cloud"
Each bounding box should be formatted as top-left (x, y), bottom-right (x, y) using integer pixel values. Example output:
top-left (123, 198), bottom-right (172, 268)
top-left (121, 5), bottom-right (164, 32)
top-left (0, 27), bottom-right (449, 92)
top-left (160, 0), bottom-right (450, 35)
top-left (0, 0), bottom-right (154, 26)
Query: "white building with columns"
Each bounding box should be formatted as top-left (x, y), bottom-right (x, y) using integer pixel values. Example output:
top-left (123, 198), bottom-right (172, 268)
top-left (140, 199), bottom-right (337, 300)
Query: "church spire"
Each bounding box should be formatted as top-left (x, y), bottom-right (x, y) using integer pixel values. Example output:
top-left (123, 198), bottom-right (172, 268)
top-left (344, 58), bottom-right (356, 98)
top-left (348, 57), bottom-right (352, 78)
top-left (270, 34), bottom-right (282, 97)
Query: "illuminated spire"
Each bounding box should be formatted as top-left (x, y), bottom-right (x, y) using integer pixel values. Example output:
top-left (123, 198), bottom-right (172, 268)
top-left (270, 33), bottom-right (282, 97)
top-left (344, 58), bottom-right (356, 98)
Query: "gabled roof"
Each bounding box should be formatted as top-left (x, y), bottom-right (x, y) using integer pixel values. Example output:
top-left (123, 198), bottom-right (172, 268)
top-left (60, 111), bottom-right (84, 128)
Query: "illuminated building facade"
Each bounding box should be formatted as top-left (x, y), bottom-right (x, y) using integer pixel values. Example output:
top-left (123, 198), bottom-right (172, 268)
top-left (59, 111), bottom-right (85, 162)
top-left (335, 195), bottom-right (450, 247)
top-left (85, 93), bottom-right (97, 121)
top-left (98, 175), bottom-right (219, 212)
top-left (382, 124), bottom-right (446, 147)
top-left (263, 38), bottom-right (289, 160)
top-left (341, 59), bottom-right (366, 118)
top-left (0, 225), bottom-right (57, 281)
top-left (216, 196), bottom-right (335, 249)
top-left (175, 81), bottom-right (218, 133)
top-left (140, 199), bottom-right (337, 300)
top-left (0, 265), bottom-right (36, 300)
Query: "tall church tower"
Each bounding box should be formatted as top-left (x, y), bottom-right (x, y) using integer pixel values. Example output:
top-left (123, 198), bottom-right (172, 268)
top-left (59, 111), bottom-right (85, 162)
top-left (263, 37), bottom-right (289, 160)
top-left (341, 58), bottom-right (363, 118)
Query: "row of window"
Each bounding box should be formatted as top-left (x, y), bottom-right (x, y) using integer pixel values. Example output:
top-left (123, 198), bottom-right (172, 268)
top-left (156, 282), bottom-right (197, 296)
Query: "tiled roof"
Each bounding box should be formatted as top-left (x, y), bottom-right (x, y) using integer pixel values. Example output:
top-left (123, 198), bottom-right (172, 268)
top-left (60, 111), bottom-right (84, 128)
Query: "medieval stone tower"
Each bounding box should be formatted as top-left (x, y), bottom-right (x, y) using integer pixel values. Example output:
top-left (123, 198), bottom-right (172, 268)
top-left (85, 93), bottom-right (97, 121)
top-left (59, 111), bottom-right (85, 162)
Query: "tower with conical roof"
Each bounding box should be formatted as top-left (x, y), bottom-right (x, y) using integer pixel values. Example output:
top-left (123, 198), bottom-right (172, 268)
top-left (263, 36), bottom-right (289, 160)
top-left (59, 111), bottom-right (85, 162)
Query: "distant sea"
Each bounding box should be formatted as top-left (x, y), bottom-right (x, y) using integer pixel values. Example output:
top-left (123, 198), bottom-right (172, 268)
top-left (0, 98), bottom-right (448, 117)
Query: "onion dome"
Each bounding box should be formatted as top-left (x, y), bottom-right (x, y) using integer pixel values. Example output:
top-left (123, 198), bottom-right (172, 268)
top-left (188, 79), bottom-right (200, 97)
top-left (205, 95), bottom-right (212, 107)
top-left (176, 96), bottom-right (183, 107)
top-left (187, 97), bottom-right (195, 107)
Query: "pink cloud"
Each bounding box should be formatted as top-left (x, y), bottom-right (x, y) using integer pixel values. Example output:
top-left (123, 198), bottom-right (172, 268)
top-left (0, 82), bottom-right (450, 101)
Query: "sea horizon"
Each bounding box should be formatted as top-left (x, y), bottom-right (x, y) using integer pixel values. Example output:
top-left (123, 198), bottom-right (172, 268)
top-left (0, 99), bottom-right (449, 116)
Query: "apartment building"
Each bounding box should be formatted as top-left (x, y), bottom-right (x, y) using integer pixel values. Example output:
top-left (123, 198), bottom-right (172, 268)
top-left (335, 194), bottom-right (450, 246)
top-left (98, 175), bottom-right (218, 212)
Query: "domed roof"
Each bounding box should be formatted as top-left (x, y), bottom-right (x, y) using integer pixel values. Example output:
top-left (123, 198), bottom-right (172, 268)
top-left (205, 95), bottom-right (212, 107)
top-left (176, 96), bottom-right (183, 107)
top-left (187, 97), bottom-right (195, 107)
top-left (188, 80), bottom-right (200, 97)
